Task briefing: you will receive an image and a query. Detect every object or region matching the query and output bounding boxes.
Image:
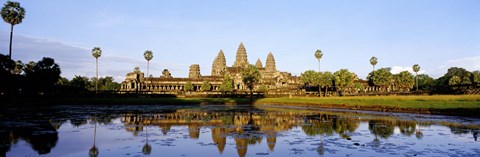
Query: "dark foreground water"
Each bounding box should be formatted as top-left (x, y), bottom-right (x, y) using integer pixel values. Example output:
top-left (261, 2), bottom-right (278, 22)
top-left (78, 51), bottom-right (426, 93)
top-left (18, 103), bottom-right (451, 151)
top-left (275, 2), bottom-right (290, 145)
top-left (1, 105), bottom-right (479, 157)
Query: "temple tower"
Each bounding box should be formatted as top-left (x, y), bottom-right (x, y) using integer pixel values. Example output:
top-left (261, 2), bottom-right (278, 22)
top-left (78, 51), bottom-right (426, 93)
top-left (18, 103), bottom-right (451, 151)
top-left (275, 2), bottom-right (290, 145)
top-left (265, 52), bottom-right (276, 71)
top-left (233, 42), bottom-right (248, 68)
top-left (255, 58), bottom-right (263, 69)
top-left (212, 49), bottom-right (227, 76)
top-left (189, 64), bottom-right (201, 78)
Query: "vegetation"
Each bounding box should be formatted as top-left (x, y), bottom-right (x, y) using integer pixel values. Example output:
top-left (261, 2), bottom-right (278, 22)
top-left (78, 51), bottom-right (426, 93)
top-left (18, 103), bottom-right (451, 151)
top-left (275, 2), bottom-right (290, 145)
top-left (241, 64), bottom-right (261, 99)
top-left (184, 82), bottom-right (194, 91)
top-left (200, 80), bottom-right (211, 91)
top-left (91, 47), bottom-right (102, 92)
top-left (370, 68), bottom-right (393, 92)
top-left (412, 64), bottom-right (420, 91)
top-left (219, 75), bottom-right (234, 91)
top-left (334, 69), bottom-right (356, 93)
top-left (143, 50), bottom-right (153, 77)
top-left (314, 49), bottom-right (323, 72)
top-left (254, 95), bottom-right (480, 109)
top-left (370, 56), bottom-right (377, 71)
top-left (393, 71), bottom-right (414, 91)
top-left (1, 0), bottom-right (25, 59)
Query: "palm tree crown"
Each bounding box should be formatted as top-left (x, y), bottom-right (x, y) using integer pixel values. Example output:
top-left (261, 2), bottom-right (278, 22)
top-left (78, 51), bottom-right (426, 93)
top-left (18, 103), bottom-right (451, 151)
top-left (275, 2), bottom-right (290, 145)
top-left (370, 56), bottom-right (378, 70)
top-left (92, 47), bottom-right (102, 58)
top-left (314, 49), bottom-right (323, 60)
top-left (412, 64), bottom-right (420, 73)
top-left (144, 50), bottom-right (153, 61)
top-left (1, 1), bottom-right (25, 25)
top-left (144, 50), bottom-right (153, 77)
top-left (314, 49), bottom-right (323, 72)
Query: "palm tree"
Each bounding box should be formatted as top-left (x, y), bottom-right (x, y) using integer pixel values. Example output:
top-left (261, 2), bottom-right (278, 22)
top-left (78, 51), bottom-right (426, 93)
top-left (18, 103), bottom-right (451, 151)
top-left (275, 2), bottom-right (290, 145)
top-left (370, 56), bottom-right (378, 71)
top-left (143, 50), bottom-right (153, 78)
top-left (1, 1), bottom-right (25, 60)
top-left (92, 47), bottom-right (102, 93)
top-left (412, 64), bottom-right (420, 91)
top-left (314, 49), bottom-right (323, 72)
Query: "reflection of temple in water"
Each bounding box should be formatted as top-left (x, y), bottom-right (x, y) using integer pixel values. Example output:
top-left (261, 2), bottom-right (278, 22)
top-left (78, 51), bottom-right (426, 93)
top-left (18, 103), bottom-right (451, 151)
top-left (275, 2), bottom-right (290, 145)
top-left (120, 110), bottom-right (313, 156)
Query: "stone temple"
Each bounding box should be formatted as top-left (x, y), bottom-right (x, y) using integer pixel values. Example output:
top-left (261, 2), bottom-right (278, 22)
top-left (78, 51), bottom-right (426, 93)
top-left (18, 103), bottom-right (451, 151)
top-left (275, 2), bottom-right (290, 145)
top-left (120, 42), bottom-right (300, 94)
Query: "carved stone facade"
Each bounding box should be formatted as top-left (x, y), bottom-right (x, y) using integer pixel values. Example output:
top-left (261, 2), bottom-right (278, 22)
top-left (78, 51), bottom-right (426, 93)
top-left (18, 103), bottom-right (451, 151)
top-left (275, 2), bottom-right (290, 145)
top-left (120, 42), bottom-right (300, 93)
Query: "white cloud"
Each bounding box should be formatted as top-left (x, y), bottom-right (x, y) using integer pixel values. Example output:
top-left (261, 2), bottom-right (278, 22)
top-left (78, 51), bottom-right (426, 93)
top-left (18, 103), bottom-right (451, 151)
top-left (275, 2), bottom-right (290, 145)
top-left (390, 66), bottom-right (425, 75)
top-left (428, 56), bottom-right (480, 78)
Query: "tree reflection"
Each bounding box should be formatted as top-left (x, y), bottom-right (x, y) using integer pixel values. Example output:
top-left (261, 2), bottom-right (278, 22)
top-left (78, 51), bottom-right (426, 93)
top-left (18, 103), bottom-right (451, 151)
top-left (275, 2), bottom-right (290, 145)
top-left (142, 126), bottom-right (151, 155)
top-left (368, 119), bottom-right (395, 139)
top-left (89, 119), bottom-right (98, 157)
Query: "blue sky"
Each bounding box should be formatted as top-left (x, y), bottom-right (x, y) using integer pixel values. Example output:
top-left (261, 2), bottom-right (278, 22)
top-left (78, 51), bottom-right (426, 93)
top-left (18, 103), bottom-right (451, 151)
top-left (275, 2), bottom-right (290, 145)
top-left (1, 0), bottom-right (479, 82)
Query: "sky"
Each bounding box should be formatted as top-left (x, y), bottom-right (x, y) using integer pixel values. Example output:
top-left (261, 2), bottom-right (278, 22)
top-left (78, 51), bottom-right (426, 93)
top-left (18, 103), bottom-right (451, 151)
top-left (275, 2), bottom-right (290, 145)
top-left (1, 0), bottom-right (479, 82)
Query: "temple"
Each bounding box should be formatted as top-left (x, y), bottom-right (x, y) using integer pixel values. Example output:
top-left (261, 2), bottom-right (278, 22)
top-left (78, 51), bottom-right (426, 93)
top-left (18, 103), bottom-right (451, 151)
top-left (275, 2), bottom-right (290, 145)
top-left (120, 42), bottom-right (300, 94)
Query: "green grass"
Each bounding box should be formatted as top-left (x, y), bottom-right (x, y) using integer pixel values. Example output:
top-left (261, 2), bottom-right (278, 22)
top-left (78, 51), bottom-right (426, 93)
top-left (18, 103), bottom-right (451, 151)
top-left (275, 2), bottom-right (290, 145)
top-left (254, 95), bottom-right (480, 109)
top-left (7, 95), bottom-right (480, 110)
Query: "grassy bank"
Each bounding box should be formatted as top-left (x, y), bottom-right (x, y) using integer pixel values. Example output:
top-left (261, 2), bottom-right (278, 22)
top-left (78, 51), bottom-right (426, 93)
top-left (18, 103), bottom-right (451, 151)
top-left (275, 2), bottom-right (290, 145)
top-left (254, 95), bottom-right (480, 109)
top-left (5, 95), bottom-right (480, 116)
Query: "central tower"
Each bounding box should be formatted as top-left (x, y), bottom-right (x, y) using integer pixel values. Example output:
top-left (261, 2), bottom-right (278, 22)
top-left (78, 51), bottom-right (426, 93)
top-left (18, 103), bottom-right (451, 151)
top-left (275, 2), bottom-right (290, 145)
top-left (233, 42), bottom-right (248, 68)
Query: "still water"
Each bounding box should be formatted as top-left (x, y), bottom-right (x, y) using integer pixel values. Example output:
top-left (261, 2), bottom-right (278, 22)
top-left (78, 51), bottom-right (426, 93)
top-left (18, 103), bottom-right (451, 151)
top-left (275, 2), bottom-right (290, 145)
top-left (1, 105), bottom-right (479, 157)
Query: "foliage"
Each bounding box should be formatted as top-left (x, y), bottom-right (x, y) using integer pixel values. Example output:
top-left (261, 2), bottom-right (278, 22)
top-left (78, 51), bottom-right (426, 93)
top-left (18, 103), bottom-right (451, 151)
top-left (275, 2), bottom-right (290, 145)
top-left (241, 64), bottom-right (261, 92)
top-left (300, 70), bottom-right (319, 86)
top-left (472, 70), bottom-right (480, 85)
top-left (200, 80), bottom-right (211, 91)
top-left (371, 68), bottom-right (393, 90)
top-left (314, 49), bottom-right (323, 60)
top-left (143, 50), bottom-right (153, 61)
top-left (318, 71), bottom-right (334, 89)
top-left (448, 76), bottom-right (461, 86)
top-left (134, 66), bottom-right (140, 73)
top-left (24, 57), bottom-right (61, 94)
top-left (412, 64), bottom-right (420, 73)
top-left (393, 71), bottom-right (414, 90)
top-left (416, 74), bottom-right (435, 90)
top-left (91, 47), bottom-right (102, 59)
top-left (437, 67), bottom-right (472, 86)
top-left (184, 82), bottom-right (194, 91)
top-left (370, 56), bottom-right (377, 70)
top-left (219, 75), bottom-right (234, 91)
top-left (91, 76), bottom-right (121, 91)
top-left (333, 69), bottom-right (356, 92)
top-left (1, 1), bottom-right (25, 25)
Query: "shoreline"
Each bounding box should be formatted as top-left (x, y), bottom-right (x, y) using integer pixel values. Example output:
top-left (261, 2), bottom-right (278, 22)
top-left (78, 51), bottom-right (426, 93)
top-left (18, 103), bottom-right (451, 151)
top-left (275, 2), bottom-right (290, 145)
top-left (3, 95), bottom-right (479, 117)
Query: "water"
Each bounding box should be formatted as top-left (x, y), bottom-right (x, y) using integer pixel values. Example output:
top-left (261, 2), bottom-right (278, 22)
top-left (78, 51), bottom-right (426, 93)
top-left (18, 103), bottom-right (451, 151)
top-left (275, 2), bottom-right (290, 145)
top-left (1, 105), bottom-right (479, 157)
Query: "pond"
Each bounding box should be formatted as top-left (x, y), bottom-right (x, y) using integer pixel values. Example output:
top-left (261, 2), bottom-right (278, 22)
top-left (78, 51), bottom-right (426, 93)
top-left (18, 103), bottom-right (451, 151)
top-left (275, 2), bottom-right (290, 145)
top-left (1, 105), bottom-right (479, 157)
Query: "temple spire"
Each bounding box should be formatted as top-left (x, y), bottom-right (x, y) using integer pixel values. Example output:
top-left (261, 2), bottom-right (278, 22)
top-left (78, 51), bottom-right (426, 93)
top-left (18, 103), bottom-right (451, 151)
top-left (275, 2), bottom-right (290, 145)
top-left (212, 49), bottom-right (227, 76)
top-left (265, 52), bottom-right (276, 71)
top-left (233, 42), bottom-right (248, 68)
top-left (255, 58), bottom-right (263, 69)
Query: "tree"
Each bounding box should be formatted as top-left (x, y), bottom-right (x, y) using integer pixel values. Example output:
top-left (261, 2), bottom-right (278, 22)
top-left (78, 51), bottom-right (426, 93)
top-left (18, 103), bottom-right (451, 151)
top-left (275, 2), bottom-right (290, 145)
top-left (314, 49), bottom-right (323, 72)
top-left (12, 60), bottom-right (22, 74)
top-left (371, 68), bottom-right (393, 92)
top-left (24, 57), bottom-right (61, 94)
top-left (318, 71), bottom-right (334, 97)
top-left (370, 56), bottom-right (378, 71)
top-left (334, 69), bottom-right (357, 94)
top-left (300, 70), bottom-right (320, 96)
top-left (393, 71), bottom-right (414, 91)
top-left (219, 75), bottom-right (234, 92)
top-left (91, 47), bottom-right (102, 93)
top-left (242, 64), bottom-right (261, 100)
top-left (437, 67), bottom-right (472, 86)
top-left (472, 70), bottom-right (480, 85)
top-left (1, 1), bottom-right (25, 59)
top-left (184, 82), bottom-right (194, 92)
top-left (417, 74), bottom-right (434, 90)
top-left (143, 50), bottom-right (153, 77)
top-left (200, 80), bottom-right (211, 91)
top-left (412, 64), bottom-right (420, 91)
